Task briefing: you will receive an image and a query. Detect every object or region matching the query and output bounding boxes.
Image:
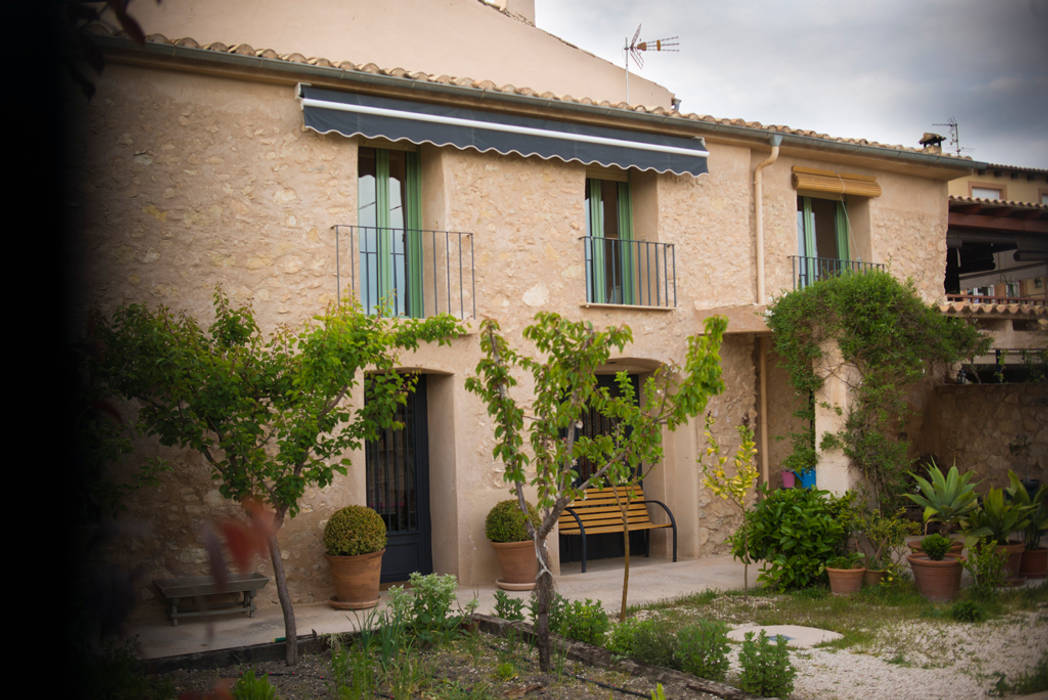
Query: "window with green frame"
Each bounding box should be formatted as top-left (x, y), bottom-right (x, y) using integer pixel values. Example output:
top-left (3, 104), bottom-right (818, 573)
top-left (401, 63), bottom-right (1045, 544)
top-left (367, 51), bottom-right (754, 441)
top-left (358, 147), bottom-right (423, 316)
top-left (585, 178), bottom-right (635, 304)
top-left (796, 196), bottom-right (850, 285)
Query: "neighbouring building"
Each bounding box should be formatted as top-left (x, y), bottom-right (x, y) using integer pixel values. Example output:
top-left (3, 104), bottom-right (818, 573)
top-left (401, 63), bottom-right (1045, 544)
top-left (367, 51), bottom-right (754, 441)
top-left (71, 0), bottom-right (990, 619)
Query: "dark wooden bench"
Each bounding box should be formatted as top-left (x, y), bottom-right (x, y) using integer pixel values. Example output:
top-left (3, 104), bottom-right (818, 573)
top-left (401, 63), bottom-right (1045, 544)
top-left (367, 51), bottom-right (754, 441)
top-left (153, 572), bottom-right (269, 626)
top-left (558, 486), bottom-right (677, 573)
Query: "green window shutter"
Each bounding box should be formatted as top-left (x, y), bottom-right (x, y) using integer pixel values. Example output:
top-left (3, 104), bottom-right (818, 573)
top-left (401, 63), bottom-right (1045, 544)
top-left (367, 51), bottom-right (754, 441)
top-left (801, 197), bottom-right (817, 285)
top-left (834, 201), bottom-right (850, 262)
top-left (617, 182), bottom-right (635, 305)
top-left (375, 150), bottom-right (393, 312)
top-left (405, 151), bottom-right (424, 318)
top-left (587, 178), bottom-right (606, 303)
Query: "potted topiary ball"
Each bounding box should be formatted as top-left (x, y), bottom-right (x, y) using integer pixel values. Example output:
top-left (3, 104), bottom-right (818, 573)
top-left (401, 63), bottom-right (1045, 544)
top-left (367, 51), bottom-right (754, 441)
top-left (324, 505), bottom-right (387, 610)
top-left (486, 499), bottom-right (540, 591)
top-left (907, 533), bottom-right (964, 602)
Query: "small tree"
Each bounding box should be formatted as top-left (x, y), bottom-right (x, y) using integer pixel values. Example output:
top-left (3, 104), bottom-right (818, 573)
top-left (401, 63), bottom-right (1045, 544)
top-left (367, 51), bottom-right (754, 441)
top-left (466, 312), bottom-right (725, 671)
top-left (698, 413), bottom-right (759, 590)
top-left (92, 291), bottom-right (462, 664)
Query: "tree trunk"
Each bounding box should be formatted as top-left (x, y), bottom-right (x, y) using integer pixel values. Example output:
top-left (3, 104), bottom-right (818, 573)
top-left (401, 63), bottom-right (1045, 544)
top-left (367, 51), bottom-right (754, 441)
top-left (618, 496), bottom-right (630, 623)
top-left (267, 532), bottom-right (298, 665)
top-left (534, 555), bottom-right (554, 672)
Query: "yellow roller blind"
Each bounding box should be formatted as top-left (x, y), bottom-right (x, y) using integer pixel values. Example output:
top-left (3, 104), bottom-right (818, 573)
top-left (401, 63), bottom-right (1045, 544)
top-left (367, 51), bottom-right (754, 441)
top-left (792, 166), bottom-right (881, 198)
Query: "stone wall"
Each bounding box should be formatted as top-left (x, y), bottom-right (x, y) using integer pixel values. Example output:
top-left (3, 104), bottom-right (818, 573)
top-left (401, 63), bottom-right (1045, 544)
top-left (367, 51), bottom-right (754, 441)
top-left (920, 384), bottom-right (1048, 490)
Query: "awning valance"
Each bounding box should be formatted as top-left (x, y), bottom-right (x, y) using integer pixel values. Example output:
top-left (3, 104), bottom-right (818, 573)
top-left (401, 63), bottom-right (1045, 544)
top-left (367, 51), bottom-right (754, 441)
top-left (298, 85), bottom-right (709, 176)
top-left (792, 166), bottom-right (881, 198)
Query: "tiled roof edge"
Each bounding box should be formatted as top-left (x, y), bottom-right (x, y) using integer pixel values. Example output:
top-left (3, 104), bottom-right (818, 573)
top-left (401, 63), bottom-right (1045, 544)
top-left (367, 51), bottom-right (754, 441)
top-left (88, 25), bottom-right (982, 164)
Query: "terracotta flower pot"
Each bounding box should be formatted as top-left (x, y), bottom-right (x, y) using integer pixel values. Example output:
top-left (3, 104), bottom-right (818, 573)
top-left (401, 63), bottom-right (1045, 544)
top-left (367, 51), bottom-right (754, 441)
top-left (908, 553), bottom-right (964, 602)
top-left (326, 549), bottom-right (384, 609)
top-left (999, 541), bottom-right (1026, 583)
top-left (827, 566), bottom-right (865, 595)
top-left (864, 568), bottom-right (887, 587)
top-left (1020, 547), bottom-right (1048, 579)
top-left (491, 540), bottom-right (538, 591)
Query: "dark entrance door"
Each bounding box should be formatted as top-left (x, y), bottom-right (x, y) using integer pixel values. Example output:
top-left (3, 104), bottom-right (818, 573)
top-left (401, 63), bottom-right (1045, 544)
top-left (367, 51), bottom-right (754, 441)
top-left (366, 374), bottom-right (432, 582)
top-left (559, 373), bottom-right (647, 564)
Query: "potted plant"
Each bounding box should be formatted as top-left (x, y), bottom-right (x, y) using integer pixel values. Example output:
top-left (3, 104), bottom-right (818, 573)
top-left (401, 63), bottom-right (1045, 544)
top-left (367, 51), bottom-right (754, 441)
top-left (858, 508), bottom-right (917, 586)
top-left (1006, 472), bottom-right (1048, 579)
top-left (323, 505), bottom-right (387, 609)
top-left (904, 460), bottom-right (978, 554)
top-left (825, 552), bottom-right (865, 595)
top-left (908, 533), bottom-right (964, 602)
top-left (966, 486), bottom-right (1031, 583)
top-left (486, 499), bottom-right (540, 591)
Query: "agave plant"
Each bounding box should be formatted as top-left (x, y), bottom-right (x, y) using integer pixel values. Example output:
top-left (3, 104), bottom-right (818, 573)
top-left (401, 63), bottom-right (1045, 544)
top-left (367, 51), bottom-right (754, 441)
top-left (967, 487), bottom-right (1032, 545)
top-left (1005, 471), bottom-right (1048, 550)
top-left (905, 461), bottom-right (979, 535)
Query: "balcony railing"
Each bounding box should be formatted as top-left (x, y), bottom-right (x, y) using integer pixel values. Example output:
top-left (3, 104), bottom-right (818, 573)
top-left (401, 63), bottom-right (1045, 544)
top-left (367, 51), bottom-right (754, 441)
top-left (333, 225), bottom-right (475, 319)
top-left (947, 293), bottom-right (1046, 306)
top-left (581, 236), bottom-right (676, 308)
top-left (790, 255), bottom-right (886, 290)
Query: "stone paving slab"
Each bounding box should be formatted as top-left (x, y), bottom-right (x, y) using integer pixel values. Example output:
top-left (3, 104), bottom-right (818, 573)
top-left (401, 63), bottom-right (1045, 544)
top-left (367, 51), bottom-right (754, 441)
top-left (727, 623), bottom-right (843, 648)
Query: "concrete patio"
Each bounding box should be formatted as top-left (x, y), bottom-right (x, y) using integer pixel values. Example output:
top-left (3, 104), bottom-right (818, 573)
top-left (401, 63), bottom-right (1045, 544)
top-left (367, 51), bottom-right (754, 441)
top-left (131, 554), bottom-right (749, 659)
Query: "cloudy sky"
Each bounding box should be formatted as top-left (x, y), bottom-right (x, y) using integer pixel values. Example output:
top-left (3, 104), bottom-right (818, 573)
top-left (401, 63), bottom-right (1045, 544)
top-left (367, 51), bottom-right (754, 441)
top-left (533, 0), bottom-right (1048, 168)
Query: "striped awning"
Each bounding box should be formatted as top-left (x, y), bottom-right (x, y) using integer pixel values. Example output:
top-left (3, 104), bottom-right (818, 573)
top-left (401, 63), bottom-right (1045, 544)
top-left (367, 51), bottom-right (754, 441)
top-left (298, 85), bottom-right (708, 176)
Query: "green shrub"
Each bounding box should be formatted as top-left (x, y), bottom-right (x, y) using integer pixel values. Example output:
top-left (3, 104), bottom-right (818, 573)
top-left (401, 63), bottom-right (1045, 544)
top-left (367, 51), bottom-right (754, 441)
top-left (737, 629), bottom-right (796, 697)
top-left (605, 618), bottom-right (642, 657)
top-left (949, 599), bottom-right (987, 622)
top-left (674, 620), bottom-right (730, 681)
top-left (825, 552), bottom-right (864, 569)
top-left (629, 619), bottom-right (676, 669)
top-left (323, 505), bottom-right (386, 556)
top-left (232, 670), bottom-right (278, 700)
top-left (964, 538), bottom-right (1007, 601)
top-left (485, 499), bottom-right (539, 543)
top-left (492, 590), bottom-right (525, 621)
top-left (401, 572), bottom-right (475, 644)
top-left (920, 533), bottom-right (951, 561)
top-left (559, 598), bottom-right (610, 645)
top-left (736, 485), bottom-right (856, 590)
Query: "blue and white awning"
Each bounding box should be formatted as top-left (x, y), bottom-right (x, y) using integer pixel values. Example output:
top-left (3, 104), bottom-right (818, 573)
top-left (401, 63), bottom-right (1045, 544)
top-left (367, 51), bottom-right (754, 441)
top-left (298, 85), bottom-right (708, 176)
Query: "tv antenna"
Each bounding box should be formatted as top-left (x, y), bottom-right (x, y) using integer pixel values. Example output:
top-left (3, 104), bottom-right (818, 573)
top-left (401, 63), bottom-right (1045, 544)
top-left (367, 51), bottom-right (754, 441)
top-left (624, 24), bottom-right (679, 104)
top-left (933, 118), bottom-right (969, 157)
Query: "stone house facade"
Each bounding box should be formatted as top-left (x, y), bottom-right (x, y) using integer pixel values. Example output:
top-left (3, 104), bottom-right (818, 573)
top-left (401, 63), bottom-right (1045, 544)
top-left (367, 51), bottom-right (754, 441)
top-left (72, 1), bottom-right (980, 617)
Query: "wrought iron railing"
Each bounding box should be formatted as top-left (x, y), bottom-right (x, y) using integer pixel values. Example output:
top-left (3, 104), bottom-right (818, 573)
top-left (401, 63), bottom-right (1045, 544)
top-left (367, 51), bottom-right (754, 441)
top-left (947, 293), bottom-right (1046, 306)
top-left (580, 236), bottom-right (676, 308)
top-left (790, 255), bottom-right (886, 290)
top-left (333, 225), bottom-right (475, 319)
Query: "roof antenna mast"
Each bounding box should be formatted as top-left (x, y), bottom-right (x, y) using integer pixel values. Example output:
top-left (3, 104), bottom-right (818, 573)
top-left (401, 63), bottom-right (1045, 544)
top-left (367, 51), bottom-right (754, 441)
top-left (933, 118), bottom-right (967, 157)
top-left (624, 24), bottom-right (679, 104)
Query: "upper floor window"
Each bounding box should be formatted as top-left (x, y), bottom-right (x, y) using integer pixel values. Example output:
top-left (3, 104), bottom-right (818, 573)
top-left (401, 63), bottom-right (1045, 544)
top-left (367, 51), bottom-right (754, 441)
top-left (797, 196), bottom-right (850, 262)
top-left (585, 178), bottom-right (635, 304)
top-left (970, 185), bottom-right (1004, 200)
top-left (358, 147), bottom-right (423, 316)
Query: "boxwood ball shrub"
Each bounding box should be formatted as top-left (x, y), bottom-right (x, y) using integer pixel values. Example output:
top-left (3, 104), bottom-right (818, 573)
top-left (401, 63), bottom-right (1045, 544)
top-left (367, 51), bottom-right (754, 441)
top-left (485, 499), bottom-right (540, 543)
top-left (324, 505), bottom-right (387, 556)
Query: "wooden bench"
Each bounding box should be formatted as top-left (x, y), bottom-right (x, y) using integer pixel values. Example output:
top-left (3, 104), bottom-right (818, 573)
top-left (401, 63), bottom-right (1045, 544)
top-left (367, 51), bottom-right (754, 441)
top-left (153, 572), bottom-right (269, 626)
top-left (558, 486), bottom-right (677, 573)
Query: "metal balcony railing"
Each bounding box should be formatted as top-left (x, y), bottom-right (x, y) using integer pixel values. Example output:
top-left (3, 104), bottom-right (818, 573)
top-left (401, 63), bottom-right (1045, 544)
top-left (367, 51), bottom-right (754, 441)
top-left (581, 236), bottom-right (676, 308)
top-left (790, 255), bottom-right (886, 290)
top-left (947, 293), bottom-right (1046, 306)
top-left (333, 225), bottom-right (475, 319)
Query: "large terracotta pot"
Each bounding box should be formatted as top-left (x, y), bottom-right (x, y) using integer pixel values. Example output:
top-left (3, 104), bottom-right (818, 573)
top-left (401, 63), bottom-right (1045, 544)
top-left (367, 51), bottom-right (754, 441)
top-left (908, 553), bottom-right (964, 602)
top-left (492, 540), bottom-right (538, 591)
top-left (326, 549), bottom-right (384, 609)
top-left (864, 569), bottom-right (887, 587)
top-left (1020, 547), bottom-right (1048, 579)
top-left (826, 566), bottom-right (865, 595)
top-left (999, 541), bottom-right (1026, 583)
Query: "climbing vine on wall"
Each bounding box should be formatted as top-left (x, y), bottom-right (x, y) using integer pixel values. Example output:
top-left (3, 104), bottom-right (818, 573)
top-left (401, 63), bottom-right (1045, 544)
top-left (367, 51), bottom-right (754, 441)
top-left (766, 271), bottom-right (989, 509)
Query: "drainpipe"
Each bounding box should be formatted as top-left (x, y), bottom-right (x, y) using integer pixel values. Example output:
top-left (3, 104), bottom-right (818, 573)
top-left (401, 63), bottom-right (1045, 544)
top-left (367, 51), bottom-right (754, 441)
top-left (753, 135), bottom-right (781, 489)
top-left (753, 134), bottom-right (781, 306)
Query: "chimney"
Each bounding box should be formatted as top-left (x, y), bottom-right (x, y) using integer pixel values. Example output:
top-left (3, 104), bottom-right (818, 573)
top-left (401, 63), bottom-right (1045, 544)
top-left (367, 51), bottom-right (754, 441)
top-left (919, 132), bottom-right (945, 154)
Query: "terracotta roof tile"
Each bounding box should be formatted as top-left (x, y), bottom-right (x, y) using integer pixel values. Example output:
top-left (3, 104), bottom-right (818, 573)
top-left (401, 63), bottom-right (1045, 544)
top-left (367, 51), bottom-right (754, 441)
top-left (96, 29), bottom-right (979, 159)
top-left (950, 195), bottom-right (1048, 210)
top-left (940, 300), bottom-right (1048, 318)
